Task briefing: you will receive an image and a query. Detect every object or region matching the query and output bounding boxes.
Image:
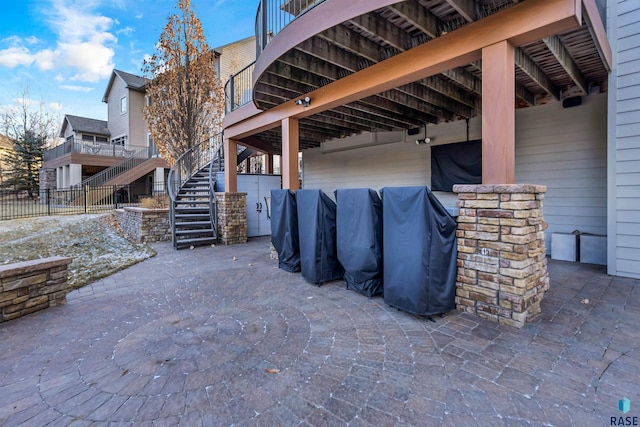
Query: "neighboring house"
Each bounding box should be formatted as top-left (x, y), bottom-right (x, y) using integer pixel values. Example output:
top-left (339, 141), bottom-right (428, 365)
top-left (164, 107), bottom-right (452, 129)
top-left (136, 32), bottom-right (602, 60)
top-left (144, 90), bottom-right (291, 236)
top-left (221, 0), bottom-right (640, 283)
top-left (42, 37), bottom-right (257, 195)
top-left (42, 69), bottom-right (167, 196)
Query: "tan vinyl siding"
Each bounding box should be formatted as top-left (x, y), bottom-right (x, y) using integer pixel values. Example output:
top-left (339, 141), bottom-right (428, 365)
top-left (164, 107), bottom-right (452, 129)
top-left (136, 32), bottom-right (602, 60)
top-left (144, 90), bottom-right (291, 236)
top-left (128, 90), bottom-right (149, 147)
top-left (609, 1), bottom-right (640, 278)
top-left (106, 77), bottom-right (128, 140)
top-left (303, 94), bottom-right (607, 252)
top-left (218, 37), bottom-right (256, 82)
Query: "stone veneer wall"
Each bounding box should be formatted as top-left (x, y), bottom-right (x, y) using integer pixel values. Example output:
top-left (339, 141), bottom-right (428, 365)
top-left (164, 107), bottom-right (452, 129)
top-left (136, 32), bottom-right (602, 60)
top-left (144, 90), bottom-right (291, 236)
top-left (216, 192), bottom-right (247, 245)
top-left (0, 257), bottom-right (72, 323)
top-left (39, 168), bottom-right (56, 192)
top-left (453, 184), bottom-right (549, 328)
top-left (114, 207), bottom-right (170, 243)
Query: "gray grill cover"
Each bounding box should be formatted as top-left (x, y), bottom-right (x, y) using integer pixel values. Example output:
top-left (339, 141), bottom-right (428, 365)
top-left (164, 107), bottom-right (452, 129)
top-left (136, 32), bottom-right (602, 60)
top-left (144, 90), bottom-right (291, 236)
top-left (381, 186), bottom-right (457, 316)
top-left (270, 189), bottom-right (300, 273)
top-left (297, 189), bottom-right (344, 285)
top-left (335, 188), bottom-right (383, 297)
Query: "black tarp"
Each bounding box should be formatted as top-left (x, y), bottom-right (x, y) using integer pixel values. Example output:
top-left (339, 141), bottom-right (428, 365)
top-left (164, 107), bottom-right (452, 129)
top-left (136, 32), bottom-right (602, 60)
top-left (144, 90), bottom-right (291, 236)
top-left (270, 189), bottom-right (301, 272)
top-left (381, 186), bottom-right (457, 316)
top-left (335, 188), bottom-right (383, 297)
top-left (431, 140), bottom-right (482, 191)
top-left (296, 189), bottom-right (344, 285)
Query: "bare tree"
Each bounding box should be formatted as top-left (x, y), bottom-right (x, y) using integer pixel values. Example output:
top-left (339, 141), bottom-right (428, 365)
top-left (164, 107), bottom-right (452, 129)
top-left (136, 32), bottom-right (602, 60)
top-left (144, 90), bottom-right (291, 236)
top-left (1, 87), bottom-right (60, 194)
top-left (143, 0), bottom-right (224, 165)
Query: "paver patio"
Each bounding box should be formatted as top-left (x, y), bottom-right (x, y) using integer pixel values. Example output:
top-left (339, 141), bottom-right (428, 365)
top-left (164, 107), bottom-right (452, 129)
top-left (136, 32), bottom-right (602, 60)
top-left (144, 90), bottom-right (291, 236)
top-left (1, 236), bottom-right (639, 426)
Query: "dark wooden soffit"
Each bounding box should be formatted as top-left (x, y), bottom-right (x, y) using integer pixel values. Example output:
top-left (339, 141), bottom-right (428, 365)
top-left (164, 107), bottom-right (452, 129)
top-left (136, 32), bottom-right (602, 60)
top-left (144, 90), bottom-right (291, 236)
top-left (237, 0), bottom-right (609, 150)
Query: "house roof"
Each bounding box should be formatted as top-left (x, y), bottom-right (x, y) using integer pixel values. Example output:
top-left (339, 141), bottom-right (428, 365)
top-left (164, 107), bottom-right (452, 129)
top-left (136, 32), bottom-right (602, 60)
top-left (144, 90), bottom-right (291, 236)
top-left (102, 69), bottom-right (150, 102)
top-left (60, 115), bottom-right (110, 138)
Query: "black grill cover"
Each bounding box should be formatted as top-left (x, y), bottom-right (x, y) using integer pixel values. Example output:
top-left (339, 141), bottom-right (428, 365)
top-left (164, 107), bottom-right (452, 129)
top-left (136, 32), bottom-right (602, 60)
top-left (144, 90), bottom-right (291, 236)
top-left (335, 188), bottom-right (383, 297)
top-left (270, 189), bottom-right (301, 273)
top-left (296, 189), bottom-right (344, 285)
top-left (381, 186), bottom-right (457, 316)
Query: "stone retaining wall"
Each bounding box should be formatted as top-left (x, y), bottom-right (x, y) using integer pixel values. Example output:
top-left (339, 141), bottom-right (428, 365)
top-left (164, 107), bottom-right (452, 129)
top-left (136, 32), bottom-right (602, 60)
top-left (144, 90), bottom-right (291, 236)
top-left (0, 257), bottom-right (72, 323)
top-left (216, 192), bottom-right (247, 245)
top-left (453, 184), bottom-right (549, 328)
top-left (114, 207), bottom-right (170, 243)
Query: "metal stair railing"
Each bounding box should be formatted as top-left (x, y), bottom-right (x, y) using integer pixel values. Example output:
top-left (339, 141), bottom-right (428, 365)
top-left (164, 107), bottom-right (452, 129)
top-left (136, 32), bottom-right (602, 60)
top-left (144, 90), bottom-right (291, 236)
top-left (76, 144), bottom-right (159, 189)
top-left (168, 134), bottom-right (224, 247)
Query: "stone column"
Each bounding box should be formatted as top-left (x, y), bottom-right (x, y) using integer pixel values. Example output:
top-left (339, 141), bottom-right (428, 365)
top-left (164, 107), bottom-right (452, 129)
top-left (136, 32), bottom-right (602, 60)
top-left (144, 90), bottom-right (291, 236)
top-left (453, 184), bottom-right (549, 328)
top-left (216, 192), bottom-right (247, 245)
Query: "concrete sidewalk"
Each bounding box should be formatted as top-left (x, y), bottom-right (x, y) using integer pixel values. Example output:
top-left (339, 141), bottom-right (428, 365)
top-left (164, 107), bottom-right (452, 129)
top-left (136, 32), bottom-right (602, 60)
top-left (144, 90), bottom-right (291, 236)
top-left (1, 237), bottom-right (639, 426)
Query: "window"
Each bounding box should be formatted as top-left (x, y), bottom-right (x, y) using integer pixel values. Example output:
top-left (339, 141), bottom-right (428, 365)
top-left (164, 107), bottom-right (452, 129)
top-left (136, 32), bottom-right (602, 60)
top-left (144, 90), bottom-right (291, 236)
top-left (82, 134), bottom-right (94, 141)
top-left (120, 96), bottom-right (127, 114)
top-left (95, 136), bottom-right (108, 143)
top-left (146, 96), bottom-right (152, 107)
top-left (111, 135), bottom-right (127, 146)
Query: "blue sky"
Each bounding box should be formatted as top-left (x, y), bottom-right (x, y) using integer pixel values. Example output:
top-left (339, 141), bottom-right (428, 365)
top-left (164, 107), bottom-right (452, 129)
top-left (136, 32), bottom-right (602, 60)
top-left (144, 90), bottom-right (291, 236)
top-left (0, 0), bottom-right (256, 123)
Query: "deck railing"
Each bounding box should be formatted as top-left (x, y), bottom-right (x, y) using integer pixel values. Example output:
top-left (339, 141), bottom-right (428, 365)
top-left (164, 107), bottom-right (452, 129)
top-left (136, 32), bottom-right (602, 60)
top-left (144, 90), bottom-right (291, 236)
top-left (43, 139), bottom-right (151, 162)
top-left (75, 144), bottom-right (160, 189)
top-left (255, 0), bottom-right (325, 57)
top-left (224, 0), bottom-right (325, 114)
top-left (224, 62), bottom-right (256, 114)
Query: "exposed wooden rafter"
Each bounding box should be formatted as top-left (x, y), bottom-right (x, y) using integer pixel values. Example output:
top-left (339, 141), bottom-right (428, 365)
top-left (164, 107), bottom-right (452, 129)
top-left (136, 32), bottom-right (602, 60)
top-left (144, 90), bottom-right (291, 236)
top-left (444, 0), bottom-right (477, 23)
top-left (542, 35), bottom-right (589, 95)
top-left (514, 48), bottom-right (561, 100)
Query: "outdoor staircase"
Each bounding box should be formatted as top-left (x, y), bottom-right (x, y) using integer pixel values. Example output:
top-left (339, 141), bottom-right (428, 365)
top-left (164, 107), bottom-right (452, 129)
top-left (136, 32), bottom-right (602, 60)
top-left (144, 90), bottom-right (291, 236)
top-left (172, 163), bottom-right (219, 249)
top-left (168, 137), bottom-right (257, 250)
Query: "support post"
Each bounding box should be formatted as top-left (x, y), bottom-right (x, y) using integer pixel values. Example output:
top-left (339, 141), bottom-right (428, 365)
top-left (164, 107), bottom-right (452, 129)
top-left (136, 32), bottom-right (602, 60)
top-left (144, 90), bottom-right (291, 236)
top-left (224, 138), bottom-right (238, 193)
top-left (281, 117), bottom-right (299, 190)
top-left (265, 154), bottom-right (274, 174)
top-left (482, 41), bottom-right (516, 184)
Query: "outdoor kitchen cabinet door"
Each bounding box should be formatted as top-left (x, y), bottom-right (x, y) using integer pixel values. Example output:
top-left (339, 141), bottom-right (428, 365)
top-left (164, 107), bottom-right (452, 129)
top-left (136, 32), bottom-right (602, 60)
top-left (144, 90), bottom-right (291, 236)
top-left (238, 174), bottom-right (282, 237)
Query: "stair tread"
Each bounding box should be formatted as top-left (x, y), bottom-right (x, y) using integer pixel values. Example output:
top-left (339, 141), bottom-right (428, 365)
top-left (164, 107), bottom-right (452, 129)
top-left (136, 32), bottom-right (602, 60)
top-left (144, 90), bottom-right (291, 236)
top-left (175, 221), bottom-right (212, 227)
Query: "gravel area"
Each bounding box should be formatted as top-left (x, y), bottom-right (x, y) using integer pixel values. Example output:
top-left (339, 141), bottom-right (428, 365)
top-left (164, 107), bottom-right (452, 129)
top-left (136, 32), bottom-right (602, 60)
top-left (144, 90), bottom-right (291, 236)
top-left (0, 214), bottom-right (155, 289)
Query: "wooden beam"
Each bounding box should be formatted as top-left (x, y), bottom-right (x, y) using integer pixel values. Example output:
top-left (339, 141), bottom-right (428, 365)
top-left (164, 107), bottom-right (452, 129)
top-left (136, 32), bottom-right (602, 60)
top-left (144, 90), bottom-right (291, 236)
top-left (445, 0), bottom-right (477, 23)
top-left (542, 35), bottom-right (589, 95)
top-left (582, 0), bottom-right (612, 72)
top-left (227, 0), bottom-right (581, 138)
top-left (347, 12), bottom-right (414, 52)
top-left (281, 117), bottom-right (299, 190)
top-left (239, 136), bottom-right (275, 154)
top-left (224, 138), bottom-right (238, 193)
top-left (388, 0), bottom-right (439, 39)
top-left (278, 49), bottom-right (470, 118)
top-left (514, 48), bottom-right (561, 100)
top-left (482, 41), bottom-right (515, 184)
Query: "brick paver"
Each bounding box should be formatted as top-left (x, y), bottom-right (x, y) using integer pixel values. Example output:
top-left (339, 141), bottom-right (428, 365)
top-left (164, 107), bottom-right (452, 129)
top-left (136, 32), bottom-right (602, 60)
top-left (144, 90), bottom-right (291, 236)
top-left (1, 237), bottom-right (639, 426)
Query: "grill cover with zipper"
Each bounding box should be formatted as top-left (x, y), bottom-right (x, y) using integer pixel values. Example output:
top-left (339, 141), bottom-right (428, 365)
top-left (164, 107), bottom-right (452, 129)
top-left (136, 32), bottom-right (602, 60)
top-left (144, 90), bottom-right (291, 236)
top-left (381, 186), bottom-right (457, 316)
top-left (296, 189), bottom-right (344, 285)
top-left (270, 189), bottom-right (301, 273)
top-left (335, 188), bottom-right (383, 297)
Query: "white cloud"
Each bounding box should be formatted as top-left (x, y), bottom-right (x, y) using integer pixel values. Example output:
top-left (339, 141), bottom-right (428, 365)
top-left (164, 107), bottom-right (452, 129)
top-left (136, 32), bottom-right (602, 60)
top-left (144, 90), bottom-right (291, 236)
top-left (0, 46), bottom-right (35, 68)
top-left (48, 102), bottom-right (64, 111)
top-left (60, 85), bottom-right (94, 92)
top-left (0, 0), bottom-right (117, 83)
top-left (135, 13), bottom-right (143, 19)
top-left (116, 27), bottom-right (134, 37)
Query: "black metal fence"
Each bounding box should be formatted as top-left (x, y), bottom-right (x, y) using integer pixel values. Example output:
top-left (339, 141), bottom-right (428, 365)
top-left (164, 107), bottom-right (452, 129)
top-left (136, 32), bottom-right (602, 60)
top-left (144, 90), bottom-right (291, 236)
top-left (0, 183), bottom-right (168, 221)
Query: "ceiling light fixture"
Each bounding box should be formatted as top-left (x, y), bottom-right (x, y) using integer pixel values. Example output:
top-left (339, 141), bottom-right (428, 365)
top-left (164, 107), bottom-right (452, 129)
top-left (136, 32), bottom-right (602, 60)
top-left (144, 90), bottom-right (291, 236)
top-left (416, 123), bottom-right (431, 145)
